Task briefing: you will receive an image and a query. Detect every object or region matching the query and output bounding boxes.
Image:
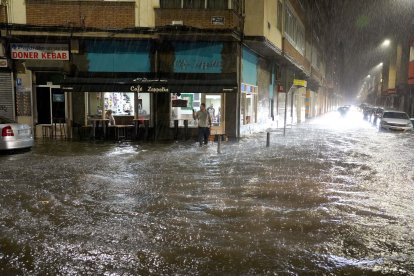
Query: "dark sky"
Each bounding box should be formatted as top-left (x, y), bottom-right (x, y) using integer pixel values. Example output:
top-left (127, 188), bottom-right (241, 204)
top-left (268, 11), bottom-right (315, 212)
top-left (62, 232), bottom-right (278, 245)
top-left (331, 0), bottom-right (414, 101)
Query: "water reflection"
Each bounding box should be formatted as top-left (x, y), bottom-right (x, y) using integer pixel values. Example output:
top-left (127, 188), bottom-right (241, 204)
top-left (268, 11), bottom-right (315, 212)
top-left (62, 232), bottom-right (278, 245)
top-left (0, 110), bottom-right (413, 274)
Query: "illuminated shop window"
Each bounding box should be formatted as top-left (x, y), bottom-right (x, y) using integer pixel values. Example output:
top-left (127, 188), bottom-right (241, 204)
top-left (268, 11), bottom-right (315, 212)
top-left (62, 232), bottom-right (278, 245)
top-left (104, 92), bottom-right (134, 116)
top-left (240, 83), bottom-right (258, 125)
top-left (170, 93), bottom-right (201, 127)
top-left (87, 92), bottom-right (150, 120)
top-left (88, 92), bottom-right (103, 117)
top-left (136, 93), bottom-right (151, 120)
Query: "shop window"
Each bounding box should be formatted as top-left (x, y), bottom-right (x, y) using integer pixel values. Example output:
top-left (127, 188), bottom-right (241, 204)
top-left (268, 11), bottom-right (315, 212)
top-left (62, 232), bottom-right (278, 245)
top-left (136, 93), bottom-right (151, 121)
top-left (87, 92), bottom-right (151, 125)
top-left (241, 83), bottom-right (258, 125)
top-left (104, 92), bottom-right (134, 116)
top-left (87, 92), bottom-right (103, 118)
top-left (170, 93), bottom-right (200, 127)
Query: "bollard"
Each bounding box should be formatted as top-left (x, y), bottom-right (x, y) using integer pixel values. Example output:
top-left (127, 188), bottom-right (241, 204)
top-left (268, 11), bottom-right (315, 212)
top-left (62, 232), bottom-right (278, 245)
top-left (217, 134), bottom-right (221, 153)
top-left (174, 120), bottom-right (179, 140)
top-left (266, 132), bottom-right (270, 147)
top-left (184, 119), bottom-right (188, 140)
top-left (144, 120), bottom-right (149, 140)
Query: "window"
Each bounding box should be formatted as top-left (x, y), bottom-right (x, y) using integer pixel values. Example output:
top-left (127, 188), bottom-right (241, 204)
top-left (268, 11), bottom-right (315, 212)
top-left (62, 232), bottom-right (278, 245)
top-left (104, 92), bottom-right (135, 116)
top-left (277, 1), bottom-right (283, 31)
top-left (241, 83), bottom-right (258, 125)
top-left (284, 5), bottom-right (305, 54)
top-left (160, 0), bottom-right (182, 8)
top-left (183, 0), bottom-right (205, 9)
top-left (160, 0), bottom-right (230, 10)
top-left (208, 0), bottom-right (228, 9)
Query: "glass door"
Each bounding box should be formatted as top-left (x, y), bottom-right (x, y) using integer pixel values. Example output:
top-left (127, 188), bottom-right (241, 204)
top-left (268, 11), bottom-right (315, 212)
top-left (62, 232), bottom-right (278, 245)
top-left (205, 94), bottom-right (224, 134)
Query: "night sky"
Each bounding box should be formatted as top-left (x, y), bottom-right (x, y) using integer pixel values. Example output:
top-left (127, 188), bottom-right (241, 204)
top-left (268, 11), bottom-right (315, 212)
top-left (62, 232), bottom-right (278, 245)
top-left (331, 0), bottom-right (414, 102)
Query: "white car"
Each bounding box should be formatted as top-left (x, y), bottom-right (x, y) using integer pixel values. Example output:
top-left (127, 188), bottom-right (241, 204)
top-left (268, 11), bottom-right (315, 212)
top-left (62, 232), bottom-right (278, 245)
top-left (0, 116), bottom-right (34, 151)
top-left (379, 111), bottom-right (413, 132)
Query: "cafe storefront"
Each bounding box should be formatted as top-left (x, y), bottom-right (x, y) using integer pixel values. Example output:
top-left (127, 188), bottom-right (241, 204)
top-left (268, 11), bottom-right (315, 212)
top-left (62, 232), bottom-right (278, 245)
top-left (61, 39), bottom-right (238, 140)
top-left (61, 74), bottom-right (237, 140)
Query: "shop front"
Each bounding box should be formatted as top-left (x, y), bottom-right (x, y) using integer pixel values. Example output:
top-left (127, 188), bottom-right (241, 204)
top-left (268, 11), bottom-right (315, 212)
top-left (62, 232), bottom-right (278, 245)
top-left (61, 74), bottom-right (237, 140)
top-left (10, 43), bottom-right (70, 137)
top-left (60, 39), bottom-right (238, 141)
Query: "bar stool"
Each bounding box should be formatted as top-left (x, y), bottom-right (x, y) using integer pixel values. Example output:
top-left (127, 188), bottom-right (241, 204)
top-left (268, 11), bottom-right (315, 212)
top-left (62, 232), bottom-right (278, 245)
top-left (52, 118), bottom-right (66, 139)
top-left (42, 125), bottom-right (52, 138)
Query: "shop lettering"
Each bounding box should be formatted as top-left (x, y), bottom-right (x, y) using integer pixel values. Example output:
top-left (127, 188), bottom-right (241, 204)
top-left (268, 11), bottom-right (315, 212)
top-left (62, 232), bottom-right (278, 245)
top-left (174, 59), bottom-right (221, 71)
top-left (130, 85), bottom-right (143, 92)
top-left (11, 51), bottom-right (68, 60)
top-left (12, 52), bottom-right (39, 59)
top-left (130, 85), bottom-right (169, 93)
top-left (148, 86), bottom-right (169, 93)
top-left (41, 52), bottom-right (68, 60)
top-left (194, 60), bottom-right (221, 70)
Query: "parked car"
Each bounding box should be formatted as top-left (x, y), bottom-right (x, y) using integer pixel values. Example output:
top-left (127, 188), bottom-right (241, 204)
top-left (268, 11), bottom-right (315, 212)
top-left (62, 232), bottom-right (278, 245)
top-left (379, 111), bottom-right (413, 132)
top-left (0, 116), bottom-right (34, 151)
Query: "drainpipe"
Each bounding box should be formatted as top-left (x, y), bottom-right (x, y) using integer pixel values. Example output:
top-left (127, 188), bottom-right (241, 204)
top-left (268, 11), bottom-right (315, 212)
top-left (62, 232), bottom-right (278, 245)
top-left (236, 0), bottom-right (245, 140)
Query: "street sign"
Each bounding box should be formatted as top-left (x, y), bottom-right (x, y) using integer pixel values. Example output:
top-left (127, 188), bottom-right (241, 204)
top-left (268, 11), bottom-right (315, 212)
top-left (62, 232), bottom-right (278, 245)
top-left (293, 79), bottom-right (307, 87)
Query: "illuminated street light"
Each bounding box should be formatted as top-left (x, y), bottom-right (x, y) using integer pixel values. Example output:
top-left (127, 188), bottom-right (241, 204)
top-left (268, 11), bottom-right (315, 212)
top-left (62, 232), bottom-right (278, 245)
top-left (381, 39), bottom-right (391, 47)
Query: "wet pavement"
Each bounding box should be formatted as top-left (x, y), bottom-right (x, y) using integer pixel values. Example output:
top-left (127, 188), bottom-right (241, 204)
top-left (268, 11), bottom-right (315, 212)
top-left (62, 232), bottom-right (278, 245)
top-left (1, 109), bottom-right (414, 275)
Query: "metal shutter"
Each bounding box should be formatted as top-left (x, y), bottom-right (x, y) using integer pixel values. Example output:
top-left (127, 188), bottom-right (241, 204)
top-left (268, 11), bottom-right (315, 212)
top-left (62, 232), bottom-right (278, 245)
top-left (0, 72), bottom-right (14, 120)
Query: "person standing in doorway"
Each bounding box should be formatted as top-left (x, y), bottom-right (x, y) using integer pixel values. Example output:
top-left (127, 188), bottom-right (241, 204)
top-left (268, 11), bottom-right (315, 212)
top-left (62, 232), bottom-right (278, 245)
top-left (193, 103), bottom-right (212, 146)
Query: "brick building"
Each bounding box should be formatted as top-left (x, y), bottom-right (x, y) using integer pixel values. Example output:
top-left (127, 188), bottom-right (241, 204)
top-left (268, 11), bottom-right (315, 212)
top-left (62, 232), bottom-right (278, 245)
top-left (0, 0), bottom-right (340, 140)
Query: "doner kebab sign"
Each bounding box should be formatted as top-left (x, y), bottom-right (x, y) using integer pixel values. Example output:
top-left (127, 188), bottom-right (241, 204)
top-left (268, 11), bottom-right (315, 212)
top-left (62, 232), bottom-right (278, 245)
top-left (11, 43), bottom-right (69, 60)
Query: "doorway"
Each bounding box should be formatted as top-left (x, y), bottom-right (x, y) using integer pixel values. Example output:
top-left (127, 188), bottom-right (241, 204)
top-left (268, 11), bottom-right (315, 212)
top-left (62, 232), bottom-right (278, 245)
top-left (205, 94), bottom-right (225, 134)
top-left (36, 85), bottom-right (65, 124)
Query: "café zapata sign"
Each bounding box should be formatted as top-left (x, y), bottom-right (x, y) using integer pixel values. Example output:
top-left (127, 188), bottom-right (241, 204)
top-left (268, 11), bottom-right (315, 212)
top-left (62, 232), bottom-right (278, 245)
top-left (10, 43), bottom-right (69, 60)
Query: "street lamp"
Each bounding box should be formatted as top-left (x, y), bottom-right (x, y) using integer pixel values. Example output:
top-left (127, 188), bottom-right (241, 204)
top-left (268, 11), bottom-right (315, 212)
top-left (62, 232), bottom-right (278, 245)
top-left (381, 39), bottom-right (391, 48)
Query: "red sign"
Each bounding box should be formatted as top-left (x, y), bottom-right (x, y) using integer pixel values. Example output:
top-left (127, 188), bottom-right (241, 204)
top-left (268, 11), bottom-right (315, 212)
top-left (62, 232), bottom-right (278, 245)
top-left (10, 43), bottom-right (69, 60)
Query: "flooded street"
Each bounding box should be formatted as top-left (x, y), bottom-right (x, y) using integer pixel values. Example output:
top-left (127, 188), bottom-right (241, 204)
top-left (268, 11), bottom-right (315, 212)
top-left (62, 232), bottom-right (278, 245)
top-left (1, 110), bottom-right (414, 275)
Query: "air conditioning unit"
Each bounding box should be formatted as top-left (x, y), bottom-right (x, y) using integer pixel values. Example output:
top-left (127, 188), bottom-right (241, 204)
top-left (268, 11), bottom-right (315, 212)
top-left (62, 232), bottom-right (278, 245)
top-left (172, 20), bottom-right (183, 26)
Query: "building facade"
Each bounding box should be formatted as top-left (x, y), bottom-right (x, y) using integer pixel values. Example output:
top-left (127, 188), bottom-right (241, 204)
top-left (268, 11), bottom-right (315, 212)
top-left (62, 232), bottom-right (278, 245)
top-left (361, 36), bottom-right (413, 117)
top-left (0, 0), bottom-right (340, 141)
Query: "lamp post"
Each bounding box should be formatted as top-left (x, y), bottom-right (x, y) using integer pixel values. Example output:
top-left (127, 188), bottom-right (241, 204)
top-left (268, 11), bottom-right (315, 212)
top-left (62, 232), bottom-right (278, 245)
top-left (358, 39), bottom-right (391, 106)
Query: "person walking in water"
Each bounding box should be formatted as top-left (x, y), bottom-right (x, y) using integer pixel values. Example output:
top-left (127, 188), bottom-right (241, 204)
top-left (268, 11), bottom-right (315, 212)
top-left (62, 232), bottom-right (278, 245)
top-left (193, 103), bottom-right (212, 146)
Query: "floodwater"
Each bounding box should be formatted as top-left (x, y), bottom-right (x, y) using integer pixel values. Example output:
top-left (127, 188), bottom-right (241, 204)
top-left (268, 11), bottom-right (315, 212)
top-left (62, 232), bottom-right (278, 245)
top-left (1, 109), bottom-right (414, 275)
